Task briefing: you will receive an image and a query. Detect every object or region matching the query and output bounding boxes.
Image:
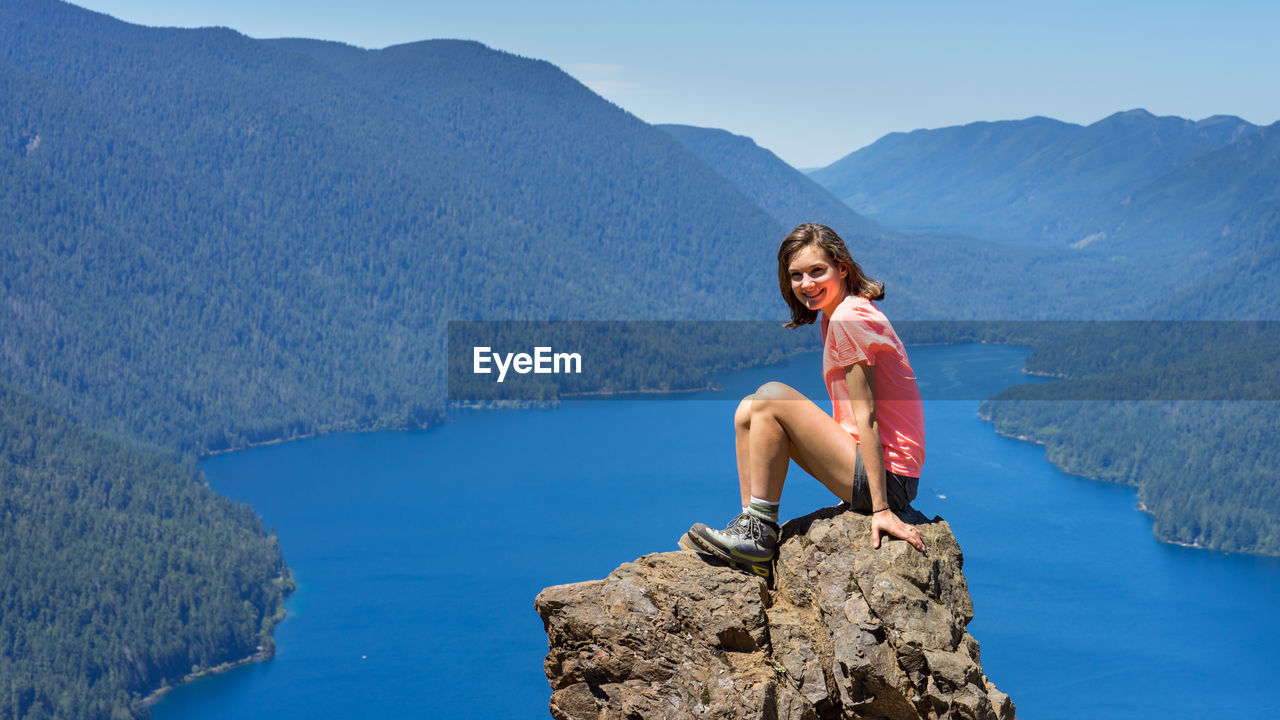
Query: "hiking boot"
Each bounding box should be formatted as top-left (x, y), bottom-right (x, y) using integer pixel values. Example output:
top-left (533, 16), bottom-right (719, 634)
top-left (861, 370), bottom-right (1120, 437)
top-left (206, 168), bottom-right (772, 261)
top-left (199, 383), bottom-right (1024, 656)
top-left (680, 512), bottom-right (779, 581)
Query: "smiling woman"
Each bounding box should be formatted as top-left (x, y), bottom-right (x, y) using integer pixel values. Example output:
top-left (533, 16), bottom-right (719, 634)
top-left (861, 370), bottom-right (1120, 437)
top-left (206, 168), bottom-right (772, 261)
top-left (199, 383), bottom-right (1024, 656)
top-left (679, 223), bottom-right (927, 581)
top-left (788, 244), bottom-right (845, 315)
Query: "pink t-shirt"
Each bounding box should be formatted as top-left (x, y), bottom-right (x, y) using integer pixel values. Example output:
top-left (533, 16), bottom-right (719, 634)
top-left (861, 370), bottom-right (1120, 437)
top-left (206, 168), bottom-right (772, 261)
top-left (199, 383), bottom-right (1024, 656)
top-left (821, 295), bottom-right (925, 478)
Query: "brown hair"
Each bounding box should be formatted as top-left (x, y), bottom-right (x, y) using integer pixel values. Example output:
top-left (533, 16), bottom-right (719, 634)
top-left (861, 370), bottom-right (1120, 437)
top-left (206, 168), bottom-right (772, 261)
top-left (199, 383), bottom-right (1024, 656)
top-left (778, 223), bottom-right (884, 328)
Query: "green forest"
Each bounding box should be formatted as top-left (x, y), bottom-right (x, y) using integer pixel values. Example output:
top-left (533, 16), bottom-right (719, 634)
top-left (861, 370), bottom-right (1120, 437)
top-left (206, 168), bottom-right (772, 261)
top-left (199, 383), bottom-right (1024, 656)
top-left (973, 322), bottom-right (1280, 554)
top-left (0, 385), bottom-right (291, 719)
top-left (981, 398), bottom-right (1280, 554)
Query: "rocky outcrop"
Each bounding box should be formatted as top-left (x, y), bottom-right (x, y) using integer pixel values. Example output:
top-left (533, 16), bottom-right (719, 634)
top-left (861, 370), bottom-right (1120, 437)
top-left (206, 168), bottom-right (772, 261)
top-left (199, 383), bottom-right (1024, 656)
top-left (535, 507), bottom-right (1015, 720)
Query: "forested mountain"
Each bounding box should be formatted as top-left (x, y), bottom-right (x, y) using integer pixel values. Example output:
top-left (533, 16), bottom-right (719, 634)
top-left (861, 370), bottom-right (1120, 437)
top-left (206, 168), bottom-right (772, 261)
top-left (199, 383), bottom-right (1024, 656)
top-left (981, 392), bottom-right (1280, 555)
top-left (657, 123), bottom-right (1141, 321)
top-left (2, 0), bottom-right (792, 455)
top-left (0, 384), bottom-right (290, 719)
top-left (658, 124), bottom-right (888, 237)
top-left (810, 109), bottom-right (1258, 247)
top-left (1148, 226), bottom-right (1280, 320)
top-left (1091, 121), bottom-right (1280, 264)
top-left (812, 115), bottom-right (1074, 238)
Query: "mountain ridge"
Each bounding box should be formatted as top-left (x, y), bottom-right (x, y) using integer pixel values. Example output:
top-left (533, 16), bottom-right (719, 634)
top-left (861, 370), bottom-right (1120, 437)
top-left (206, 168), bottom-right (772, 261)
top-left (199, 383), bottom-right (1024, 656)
top-left (810, 109), bottom-right (1260, 247)
top-left (3, 0), bottom-right (796, 454)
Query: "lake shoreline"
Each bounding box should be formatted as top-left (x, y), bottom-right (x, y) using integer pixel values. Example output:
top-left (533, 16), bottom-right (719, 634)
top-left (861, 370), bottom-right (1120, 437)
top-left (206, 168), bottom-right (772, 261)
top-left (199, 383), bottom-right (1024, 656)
top-left (142, 570), bottom-right (292, 709)
top-left (141, 648), bottom-right (273, 708)
top-left (978, 409), bottom-right (1276, 558)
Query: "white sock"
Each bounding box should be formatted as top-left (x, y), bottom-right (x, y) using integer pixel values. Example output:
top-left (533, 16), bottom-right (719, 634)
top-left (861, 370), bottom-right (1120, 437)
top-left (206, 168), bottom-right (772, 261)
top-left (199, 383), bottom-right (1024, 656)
top-left (747, 496), bottom-right (779, 524)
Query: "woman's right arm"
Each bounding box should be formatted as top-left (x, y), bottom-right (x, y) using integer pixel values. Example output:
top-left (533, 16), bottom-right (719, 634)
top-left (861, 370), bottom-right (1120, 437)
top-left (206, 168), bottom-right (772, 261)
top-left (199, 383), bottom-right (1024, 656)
top-left (844, 362), bottom-right (926, 554)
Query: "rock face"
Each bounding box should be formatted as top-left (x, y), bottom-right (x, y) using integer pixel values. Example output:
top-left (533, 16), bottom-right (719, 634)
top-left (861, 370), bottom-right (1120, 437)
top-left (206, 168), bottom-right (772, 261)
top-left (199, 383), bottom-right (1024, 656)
top-left (535, 507), bottom-right (1016, 720)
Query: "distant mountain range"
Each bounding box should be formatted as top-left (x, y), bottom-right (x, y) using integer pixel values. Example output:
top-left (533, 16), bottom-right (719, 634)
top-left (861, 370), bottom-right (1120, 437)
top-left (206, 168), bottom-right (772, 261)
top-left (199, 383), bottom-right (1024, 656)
top-left (810, 109), bottom-right (1258, 245)
top-left (808, 108), bottom-right (1280, 318)
top-left (656, 123), bottom-right (1141, 321)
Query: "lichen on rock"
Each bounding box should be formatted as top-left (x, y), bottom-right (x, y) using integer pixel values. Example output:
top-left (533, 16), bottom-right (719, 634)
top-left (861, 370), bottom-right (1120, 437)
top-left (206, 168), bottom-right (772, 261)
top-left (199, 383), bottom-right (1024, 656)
top-left (535, 506), bottom-right (1016, 720)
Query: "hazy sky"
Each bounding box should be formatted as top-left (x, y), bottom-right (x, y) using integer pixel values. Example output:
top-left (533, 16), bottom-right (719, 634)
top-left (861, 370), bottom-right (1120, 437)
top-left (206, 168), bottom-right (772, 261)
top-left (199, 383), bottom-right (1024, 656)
top-left (70, 0), bottom-right (1280, 168)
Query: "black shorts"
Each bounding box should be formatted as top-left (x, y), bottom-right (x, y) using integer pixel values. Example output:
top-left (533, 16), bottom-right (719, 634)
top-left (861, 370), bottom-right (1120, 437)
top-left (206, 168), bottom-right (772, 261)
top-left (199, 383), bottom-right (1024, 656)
top-left (849, 447), bottom-right (918, 512)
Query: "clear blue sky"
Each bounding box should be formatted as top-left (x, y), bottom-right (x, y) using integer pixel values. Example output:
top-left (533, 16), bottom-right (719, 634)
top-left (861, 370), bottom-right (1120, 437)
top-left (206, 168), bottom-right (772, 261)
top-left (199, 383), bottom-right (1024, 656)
top-left (71, 0), bottom-right (1280, 168)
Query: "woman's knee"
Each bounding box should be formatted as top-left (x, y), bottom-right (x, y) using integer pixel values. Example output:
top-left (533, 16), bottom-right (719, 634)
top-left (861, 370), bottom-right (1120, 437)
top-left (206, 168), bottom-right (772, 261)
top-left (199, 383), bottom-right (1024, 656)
top-left (750, 382), bottom-right (800, 418)
top-left (753, 382), bottom-right (797, 405)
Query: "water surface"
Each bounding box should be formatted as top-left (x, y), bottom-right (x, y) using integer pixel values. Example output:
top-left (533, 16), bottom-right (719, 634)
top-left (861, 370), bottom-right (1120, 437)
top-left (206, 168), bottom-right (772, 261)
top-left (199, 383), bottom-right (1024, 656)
top-left (154, 344), bottom-right (1280, 718)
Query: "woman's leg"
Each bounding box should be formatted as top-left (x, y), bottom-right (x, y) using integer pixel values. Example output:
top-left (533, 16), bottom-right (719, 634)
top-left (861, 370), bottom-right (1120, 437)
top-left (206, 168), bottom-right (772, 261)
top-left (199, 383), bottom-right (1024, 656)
top-left (745, 382), bottom-right (861, 504)
top-left (682, 382), bottom-right (860, 577)
top-left (734, 395), bottom-right (753, 509)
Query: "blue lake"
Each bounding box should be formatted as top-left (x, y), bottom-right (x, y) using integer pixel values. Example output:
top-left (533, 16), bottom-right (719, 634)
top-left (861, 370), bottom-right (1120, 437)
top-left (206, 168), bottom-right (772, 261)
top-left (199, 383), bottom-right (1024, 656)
top-left (152, 344), bottom-right (1280, 718)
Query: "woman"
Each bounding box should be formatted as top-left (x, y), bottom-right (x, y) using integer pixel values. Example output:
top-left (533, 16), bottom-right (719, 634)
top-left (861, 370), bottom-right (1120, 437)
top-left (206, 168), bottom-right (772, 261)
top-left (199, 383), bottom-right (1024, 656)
top-left (680, 223), bottom-right (927, 580)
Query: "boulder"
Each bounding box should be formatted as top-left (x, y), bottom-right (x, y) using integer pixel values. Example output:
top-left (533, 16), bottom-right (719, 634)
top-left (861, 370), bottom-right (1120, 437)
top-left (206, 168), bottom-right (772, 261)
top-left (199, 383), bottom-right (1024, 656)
top-left (535, 506), bottom-right (1015, 720)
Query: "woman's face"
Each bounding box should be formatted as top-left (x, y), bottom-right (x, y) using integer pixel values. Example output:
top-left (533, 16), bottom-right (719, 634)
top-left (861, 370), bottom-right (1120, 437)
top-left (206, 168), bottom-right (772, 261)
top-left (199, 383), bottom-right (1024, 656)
top-left (787, 244), bottom-right (847, 316)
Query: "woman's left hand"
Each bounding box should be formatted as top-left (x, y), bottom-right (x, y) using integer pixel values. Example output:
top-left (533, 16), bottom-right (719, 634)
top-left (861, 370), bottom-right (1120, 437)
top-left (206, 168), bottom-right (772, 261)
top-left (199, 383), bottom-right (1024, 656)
top-left (871, 510), bottom-right (927, 554)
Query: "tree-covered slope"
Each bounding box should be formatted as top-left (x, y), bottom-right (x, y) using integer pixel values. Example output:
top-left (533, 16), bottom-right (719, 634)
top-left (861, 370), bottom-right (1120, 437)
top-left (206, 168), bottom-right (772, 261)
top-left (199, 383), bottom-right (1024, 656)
top-left (0, 384), bottom-right (290, 720)
top-left (657, 123), bottom-right (888, 238)
top-left (973, 198), bottom-right (1280, 555)
top-left (810, 115), bottom-right (1074, 238)
top-left (810, 110), bottom-right (1256, 246)
top-left (1, 0), bottom-right (789, 455)
top-left (1089, 120), bottom-right (1280, 262)
top-left (659, 123), bottom-right (1150, 320)
top-left (980, 396), bottom-right (1280, 555)
top-left (1147, 232), bottom-right (1280, 320)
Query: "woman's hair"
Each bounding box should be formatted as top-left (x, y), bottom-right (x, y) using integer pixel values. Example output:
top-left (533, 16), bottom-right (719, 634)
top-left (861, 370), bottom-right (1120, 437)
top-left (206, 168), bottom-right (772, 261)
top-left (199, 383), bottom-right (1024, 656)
top-left (778, 223), bottom-right (884, 328)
